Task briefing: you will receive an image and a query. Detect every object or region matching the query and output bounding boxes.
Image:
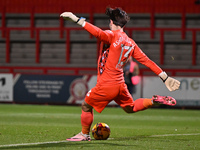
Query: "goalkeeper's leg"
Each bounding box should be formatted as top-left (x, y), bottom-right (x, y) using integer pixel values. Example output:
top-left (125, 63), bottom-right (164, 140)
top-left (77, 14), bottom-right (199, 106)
top-left (122, 96), bottom-right (176, 113)
top-left (66, 101), bottom-right (93, 141)
top-left (81, 101), bottom-right (94, 135)
top-left (122, 98), bottom-right (153, 113)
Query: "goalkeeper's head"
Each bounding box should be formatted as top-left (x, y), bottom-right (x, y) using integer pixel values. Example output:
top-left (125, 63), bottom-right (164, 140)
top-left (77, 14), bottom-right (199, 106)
top-left (106, 7), bottom-right (130, 28)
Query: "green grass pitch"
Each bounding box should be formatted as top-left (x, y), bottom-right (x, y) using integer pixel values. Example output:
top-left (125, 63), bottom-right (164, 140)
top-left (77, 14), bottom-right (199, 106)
top-left (0, 104), bottom-right (199, 150)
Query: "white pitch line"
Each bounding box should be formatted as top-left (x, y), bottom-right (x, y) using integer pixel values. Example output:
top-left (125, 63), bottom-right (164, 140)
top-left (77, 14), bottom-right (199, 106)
top-left (0, 140), bottom-right (68, 148)
top-left (0, 133), bottom-right (200, 148)
top-left (149, 133), bottom-right (200, 137)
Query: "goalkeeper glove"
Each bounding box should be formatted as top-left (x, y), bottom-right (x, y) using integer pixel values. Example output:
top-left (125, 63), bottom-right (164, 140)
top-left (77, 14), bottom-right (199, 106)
top-left (159, 72), bottom-right (180, 91)
top-left (60, 12), bottom-right (86, 26)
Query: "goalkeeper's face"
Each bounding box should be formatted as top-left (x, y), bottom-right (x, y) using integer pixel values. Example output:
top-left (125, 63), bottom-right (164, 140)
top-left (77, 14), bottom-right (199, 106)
top-left (109, 20), bottom-right (113, 30)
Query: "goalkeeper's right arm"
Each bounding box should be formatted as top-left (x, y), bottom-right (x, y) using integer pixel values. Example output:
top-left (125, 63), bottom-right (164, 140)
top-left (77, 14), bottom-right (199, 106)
top-left (60, 12), bottom-right (86, 26)
top-left (60, 12), bottom-right (113, 44)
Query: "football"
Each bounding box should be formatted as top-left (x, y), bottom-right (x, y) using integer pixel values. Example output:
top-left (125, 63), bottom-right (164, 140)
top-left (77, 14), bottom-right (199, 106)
top-left (92, 122), bottom-right (111, 140)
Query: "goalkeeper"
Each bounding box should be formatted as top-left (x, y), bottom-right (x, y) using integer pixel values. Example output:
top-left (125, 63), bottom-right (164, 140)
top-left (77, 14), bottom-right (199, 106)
top-left (60, 7), bottom-right (180, 141)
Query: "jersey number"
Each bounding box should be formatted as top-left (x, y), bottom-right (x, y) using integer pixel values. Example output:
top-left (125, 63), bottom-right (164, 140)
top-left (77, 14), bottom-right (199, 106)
top-left (116, 44), bottom-right (134, 69)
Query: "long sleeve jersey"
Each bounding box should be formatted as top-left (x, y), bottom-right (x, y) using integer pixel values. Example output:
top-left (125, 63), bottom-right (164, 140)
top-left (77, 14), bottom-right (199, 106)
top-left (83, 22), bottom-right (163, 85)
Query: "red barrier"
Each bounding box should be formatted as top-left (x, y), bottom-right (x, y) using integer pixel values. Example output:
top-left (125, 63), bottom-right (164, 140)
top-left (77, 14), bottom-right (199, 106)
top-left (160, 30), bottom-right (164, 65)
top-left (36, 29), bottom-right (40, 63)
top-left (1, 6), bottom-right (6, 38)
top-left (192, 30), bottom-right (197, 66)
top-left (6, 29), bottom-right (10, 63)
top-left (0, 66), bottom-right (200, 77)
top-left (181, 8), bottom-right (186, 39)
top-left (66, 29), bottom-right (70, 64)
top-left (30, 7), bottom-right (35, 38)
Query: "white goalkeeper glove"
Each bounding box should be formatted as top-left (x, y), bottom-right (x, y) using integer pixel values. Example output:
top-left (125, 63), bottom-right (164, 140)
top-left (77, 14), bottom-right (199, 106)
top-left (159, 72), bottom-right (180, 91)
top-left (60, 12), bottom-right (86, 26)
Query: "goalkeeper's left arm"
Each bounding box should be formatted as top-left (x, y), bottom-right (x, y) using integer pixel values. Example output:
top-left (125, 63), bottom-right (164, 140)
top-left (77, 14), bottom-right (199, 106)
top-left (132, 43), bottom-right (180, 92)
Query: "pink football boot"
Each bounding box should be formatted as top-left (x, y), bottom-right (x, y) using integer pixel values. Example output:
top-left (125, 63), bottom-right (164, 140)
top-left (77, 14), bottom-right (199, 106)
top-left (152, 95), bottom-right (176, 106)
top-left (66, 132), bottom-right (91, 141)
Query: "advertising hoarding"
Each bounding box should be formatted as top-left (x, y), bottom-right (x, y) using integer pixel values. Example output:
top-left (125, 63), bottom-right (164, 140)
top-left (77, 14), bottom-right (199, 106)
top-left (0, 74), bottom-right (13, 102)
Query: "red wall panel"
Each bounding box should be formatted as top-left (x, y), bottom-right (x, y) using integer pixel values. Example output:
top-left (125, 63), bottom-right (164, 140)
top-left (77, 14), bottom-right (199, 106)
top-left (0, 0), bottom-right (199, 13)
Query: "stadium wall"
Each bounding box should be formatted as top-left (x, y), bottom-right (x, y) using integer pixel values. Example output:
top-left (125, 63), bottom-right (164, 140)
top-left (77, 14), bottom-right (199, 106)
top-left (0, 0), bottom-right (200, 13)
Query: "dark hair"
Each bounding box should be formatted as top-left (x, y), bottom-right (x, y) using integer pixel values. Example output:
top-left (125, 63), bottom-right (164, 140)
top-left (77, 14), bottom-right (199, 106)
top-left (105, 7), bottom-right (130, 28)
